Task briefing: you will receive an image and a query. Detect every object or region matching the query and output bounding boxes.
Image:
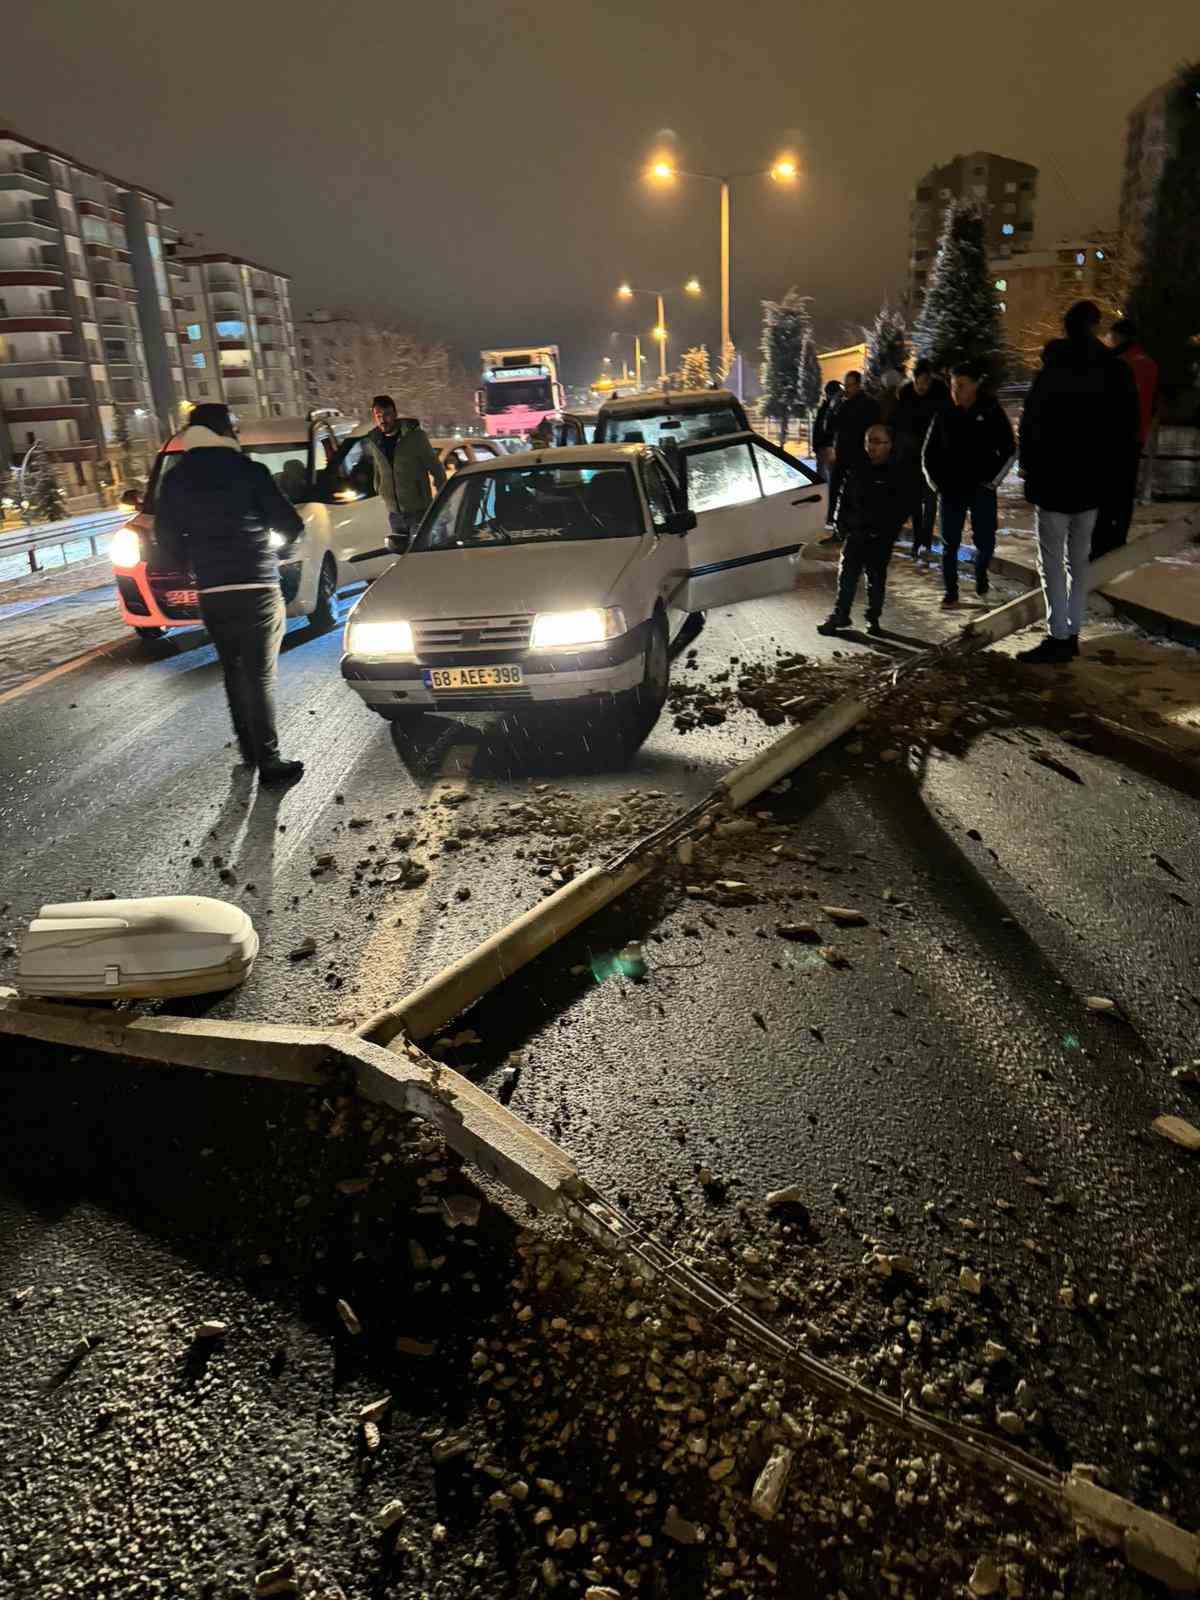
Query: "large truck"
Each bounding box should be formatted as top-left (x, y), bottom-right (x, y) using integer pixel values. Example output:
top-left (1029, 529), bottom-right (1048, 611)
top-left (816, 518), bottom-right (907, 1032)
top-left (477, 346), bottom-right (563, 438)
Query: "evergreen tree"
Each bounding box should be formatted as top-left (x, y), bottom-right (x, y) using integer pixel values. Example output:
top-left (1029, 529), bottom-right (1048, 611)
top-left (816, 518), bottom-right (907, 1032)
top-left (799, 336), bottom-right (823, 419)
top-left (678, 345), bottom-right (712, 390)
top-left (715, 339), bottom-right (736, 384)
top-left (1130, 61), bottom-right (1200, 398)
top-left (863, 302), bottom-right (910, 388)
top-left (913, 201), bottom-right (1007, 384)
top-left (29, 453), bottom-right (67, 523)
top-left (760, 288), bottom-right (812, 444)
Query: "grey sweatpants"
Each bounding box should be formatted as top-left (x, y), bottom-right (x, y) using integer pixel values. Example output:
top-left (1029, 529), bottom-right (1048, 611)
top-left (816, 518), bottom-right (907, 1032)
top-left (1034, 507), bottom-right (1097, 639)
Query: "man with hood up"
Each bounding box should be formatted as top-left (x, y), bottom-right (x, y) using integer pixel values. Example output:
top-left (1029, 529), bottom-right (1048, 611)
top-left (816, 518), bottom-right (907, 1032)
top-left (361, 394), bottom-right (446, 545)
top-left (1016, 301), bottom-right (1140, 664)
top-left (156, 403), bottom-right (306, 784)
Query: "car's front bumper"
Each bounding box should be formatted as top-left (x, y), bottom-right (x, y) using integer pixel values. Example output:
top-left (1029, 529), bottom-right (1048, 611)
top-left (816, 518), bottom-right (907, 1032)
top-left (113, 561), bottom-right (304, 630)
top-left (341, 621), bottom-right (649, 711)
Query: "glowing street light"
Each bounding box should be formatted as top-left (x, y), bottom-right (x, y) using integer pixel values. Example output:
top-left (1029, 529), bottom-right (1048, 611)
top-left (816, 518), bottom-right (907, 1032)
top-left (643, 150), bottom-right (801, 394)
top-left (615, 280), bottom-right (703, 382)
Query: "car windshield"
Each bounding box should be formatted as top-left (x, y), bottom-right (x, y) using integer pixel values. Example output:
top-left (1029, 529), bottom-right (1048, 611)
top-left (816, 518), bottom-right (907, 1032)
top-left (412, 463), bottom-right (643, 552)
top-left (483, 378), bottom-right (553, 414)
top-left (602, 406), bottom-right (743, 447)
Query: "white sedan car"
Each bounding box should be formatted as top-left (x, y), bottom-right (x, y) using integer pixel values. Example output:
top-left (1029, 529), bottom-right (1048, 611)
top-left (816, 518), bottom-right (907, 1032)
top-left (340, 434), bottom-right (826, 734)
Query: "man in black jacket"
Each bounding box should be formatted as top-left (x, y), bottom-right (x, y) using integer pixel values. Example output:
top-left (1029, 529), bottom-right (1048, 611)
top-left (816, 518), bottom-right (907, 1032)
top-left (817, 424), bottom-right (917, 637)
top-left (922, 362), bottom-right (1016, 606)
top-left (811, 379), bottom-right (843, 486)
top-left (1015, 301), bottom-right (1140, 664)
top-left (156, 404), bottom-right (306, 783)
top-left (892, 359), bottom-right (951, 562)
top-left (820, 370), bottom-right (880, 544)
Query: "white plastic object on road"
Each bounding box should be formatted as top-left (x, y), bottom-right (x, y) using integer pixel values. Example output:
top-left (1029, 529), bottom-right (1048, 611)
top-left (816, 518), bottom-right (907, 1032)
top-left (17, 895), bottom-right (258, 1000)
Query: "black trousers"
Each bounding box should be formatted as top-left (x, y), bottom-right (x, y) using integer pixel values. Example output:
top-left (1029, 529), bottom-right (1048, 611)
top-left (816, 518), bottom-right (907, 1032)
top-left (911, 482), bottom-right (938, 552)
top-left (833, 535), bottom-right (893, 622)
top-left (199, 586), bottom-right (286, 765)
top-left (1091, 446), bottom-right (1140, 558)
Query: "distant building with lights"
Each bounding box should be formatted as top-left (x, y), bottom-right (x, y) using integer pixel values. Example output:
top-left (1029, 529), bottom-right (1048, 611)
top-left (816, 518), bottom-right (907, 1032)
top-left (990, 236), bottom-right (1121, 373)
top-left (908, 151), bottom-right (1038, 313)
top-left (0, 122), bottom-right (185, 486)
top-left (173, 252), bottom-right (301, 420)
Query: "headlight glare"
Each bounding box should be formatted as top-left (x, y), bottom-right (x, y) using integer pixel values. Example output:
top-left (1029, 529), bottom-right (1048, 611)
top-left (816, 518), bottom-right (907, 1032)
top-left (349, 619), bottom-right (415, 656)
top-left (267, 529), bottom-right (288, 550)
top-left (109, 526), bottom-right (142, 567)
top-left (530, 606), bottom-right (626, 650)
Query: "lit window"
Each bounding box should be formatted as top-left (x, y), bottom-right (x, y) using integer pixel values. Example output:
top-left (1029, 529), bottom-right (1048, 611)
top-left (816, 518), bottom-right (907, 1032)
top-left (215, 319), bottom-right (246, 338)
top-left (186, 323), bottom-right (201, 342)
top-left (1075, 251), bottom-right (1086, 265)
top-left (1001, 223), bottom-right (1015, 236)
top-left (994, 278), bottom-right (1007, 290)
top-left (1095, 250), bottom-right (1105, 260)
top-left (191, 352), bottom-right (206, 368)
top-left (998, 300), bottom-right (1007, 311)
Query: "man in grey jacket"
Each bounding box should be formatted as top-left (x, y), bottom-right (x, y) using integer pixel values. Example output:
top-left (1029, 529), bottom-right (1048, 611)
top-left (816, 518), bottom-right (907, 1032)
top-left (361, 394), bottom-right (446, 543)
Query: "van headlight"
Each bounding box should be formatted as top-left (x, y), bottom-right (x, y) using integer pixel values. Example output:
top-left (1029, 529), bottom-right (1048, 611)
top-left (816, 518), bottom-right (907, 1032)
top-left (530, 607), bottom-right (626, 650)
top-left (348, 619), bottom-right (414, 656)
top-left (109, 526), bottom-right (141, 567)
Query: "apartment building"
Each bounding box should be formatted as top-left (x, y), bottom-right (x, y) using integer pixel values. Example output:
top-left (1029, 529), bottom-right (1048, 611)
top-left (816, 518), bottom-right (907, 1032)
top-left (990, 237), bottom-right (1119, 370)
top-left (908, 151), bottom-right (1038, 311)
top-left (0, 124), bottom-right (184, 484)
top-left (175, 253), bottom-right (302, 420)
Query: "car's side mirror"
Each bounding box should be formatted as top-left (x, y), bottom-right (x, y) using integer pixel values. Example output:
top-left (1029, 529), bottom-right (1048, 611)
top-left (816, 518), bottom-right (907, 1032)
top-left (660, 510), bottom-right (697, 537)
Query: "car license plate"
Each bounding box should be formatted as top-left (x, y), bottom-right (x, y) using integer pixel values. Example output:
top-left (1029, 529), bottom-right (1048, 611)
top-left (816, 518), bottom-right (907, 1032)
top-left (165, 589), bottom-right (198, 606)
top-left (423, 665), bottom-right (524, 691)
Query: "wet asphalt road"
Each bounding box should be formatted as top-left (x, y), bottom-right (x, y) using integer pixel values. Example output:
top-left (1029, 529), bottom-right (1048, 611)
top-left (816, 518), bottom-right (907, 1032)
top-left (2, 555), bottom-right (1200, 1587)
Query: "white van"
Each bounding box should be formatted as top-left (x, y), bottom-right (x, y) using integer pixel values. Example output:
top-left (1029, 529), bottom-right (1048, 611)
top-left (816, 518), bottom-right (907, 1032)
top-left (110, 414), bottom-right (399, 638)
top-left (340, 433), bottom-right (826, 735)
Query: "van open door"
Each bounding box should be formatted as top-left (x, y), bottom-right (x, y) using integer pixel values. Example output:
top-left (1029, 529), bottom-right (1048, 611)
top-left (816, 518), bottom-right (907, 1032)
top-left (672, 433), bottom-right (826, 612)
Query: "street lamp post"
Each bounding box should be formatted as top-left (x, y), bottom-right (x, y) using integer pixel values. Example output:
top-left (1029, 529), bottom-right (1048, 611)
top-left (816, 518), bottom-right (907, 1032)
top-left (648, 156), bottom-right (797, 397)
top-left (616, 279), bottom-right (702, 385)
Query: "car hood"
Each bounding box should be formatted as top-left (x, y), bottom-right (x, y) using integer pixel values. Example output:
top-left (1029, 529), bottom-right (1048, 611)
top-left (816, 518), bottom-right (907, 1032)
top-left (353, 537), bottom-right (646, 623)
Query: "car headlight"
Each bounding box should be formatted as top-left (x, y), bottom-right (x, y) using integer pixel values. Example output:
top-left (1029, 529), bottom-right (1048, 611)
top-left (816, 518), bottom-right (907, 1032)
top-left (109, 526), bottom-right (141, 567)
top-left (267, 530), bottom-right (289, 550)
top-left (349, 619), bottom-right (415, 656)
top-left (529, 607), bottom-right (626, 650)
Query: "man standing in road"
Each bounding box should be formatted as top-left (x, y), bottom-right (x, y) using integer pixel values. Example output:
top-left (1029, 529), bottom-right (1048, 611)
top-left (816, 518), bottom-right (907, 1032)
top-left (819, 370), bottom-right (879, 543)
top-left (921, 361), bottom-right (1016, 606)
top-left (1016, 301), bottom-right (1140, 664)
top-left (812, 378), bottom-right (843, 492)
top-left (893, 359), bottom-right (951, 564)
top-left (156, 404), bottom-right (306, 784)
top-left (1092, 317), bottom-right (1159, 557)
top-left (816, 423), bottom-right (916, 639)
top-left (362, 395), bottom-right (446, 545)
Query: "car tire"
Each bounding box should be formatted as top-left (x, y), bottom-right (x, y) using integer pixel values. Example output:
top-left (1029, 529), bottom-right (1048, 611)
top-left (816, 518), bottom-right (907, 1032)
top-left (133, 625), bottom-right (165, 646)
top-left (618, 614), bottom-right (669, 740)
top-left (307, 556), bottom-right (338, 632)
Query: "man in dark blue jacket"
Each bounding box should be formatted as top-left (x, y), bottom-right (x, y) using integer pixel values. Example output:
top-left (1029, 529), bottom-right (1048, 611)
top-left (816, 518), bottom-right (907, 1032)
top-left (817, 424), bottom-right (917, 637)
top-left (922, 363), bottom-right (1016, 606)
top-left (156, 404), bottom-right (306, 783)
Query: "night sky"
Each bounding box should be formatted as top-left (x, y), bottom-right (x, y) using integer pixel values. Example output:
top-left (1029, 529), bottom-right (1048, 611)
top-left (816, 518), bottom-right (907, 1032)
top-left (6, 0), bottom-right (1197, 386)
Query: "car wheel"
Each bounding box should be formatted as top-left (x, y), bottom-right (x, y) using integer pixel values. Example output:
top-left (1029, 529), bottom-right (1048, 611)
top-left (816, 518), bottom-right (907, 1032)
top-left (619, 614), bottom-right (669, 739)
top-left (307, 556), bottom-right (338, 632)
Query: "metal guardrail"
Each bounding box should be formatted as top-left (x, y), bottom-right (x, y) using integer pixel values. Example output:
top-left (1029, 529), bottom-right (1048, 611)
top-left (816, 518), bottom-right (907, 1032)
top-left (0, 510), bottom-right (127, 575)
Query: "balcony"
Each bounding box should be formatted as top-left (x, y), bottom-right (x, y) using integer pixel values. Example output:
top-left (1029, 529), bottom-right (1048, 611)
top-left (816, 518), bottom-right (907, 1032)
top-left (0, 266), bottom-right (64, 287)
top-left (85, 242), bottom-right (115, 262)
top-left (0, 314), bottom-right (73, 333)
top-left (0, 219), bottom-right (59, 243)
top-left (77, 199), bottom-right (108, 219)
top-left (0, 169), bottom-right (51, 199)
top-left (3, 403), bottom-right (94, 423)
top-left (0, 358), bottom-right (86, 377)
top-left (218, 338), bottom-right (248, 352)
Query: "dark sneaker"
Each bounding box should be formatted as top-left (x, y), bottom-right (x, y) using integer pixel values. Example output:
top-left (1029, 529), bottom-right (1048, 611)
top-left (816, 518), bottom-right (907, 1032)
top-left (259, 758), bottom-right (305, 785)
top-left (1067, 634), bottom-right (1080, 657)
top-left (975, 575), bottom-right (990, 597)
top-left (1016, 637), bottom-right (1073, 665)
top-left (940, 595), bottom-right (960, 609)
top-left (866, 619), bottom-right (883, 637)
top-left (816, 615), bottom-right (849, 636)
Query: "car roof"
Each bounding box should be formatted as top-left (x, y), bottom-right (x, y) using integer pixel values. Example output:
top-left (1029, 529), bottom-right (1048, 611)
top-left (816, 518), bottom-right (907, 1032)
top-left (453, 443), bottom-right (648, 474)
top-left (598, 387), bottom-right (740, 418)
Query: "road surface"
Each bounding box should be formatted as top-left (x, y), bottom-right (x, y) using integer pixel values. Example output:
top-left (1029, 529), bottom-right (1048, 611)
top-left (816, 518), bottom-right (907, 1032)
top-left (1, 554), bottom-right (1198, 1600)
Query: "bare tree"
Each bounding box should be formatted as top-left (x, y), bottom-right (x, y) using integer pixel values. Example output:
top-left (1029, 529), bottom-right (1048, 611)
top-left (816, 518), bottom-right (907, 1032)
top-left (304, 313), bottom-right (476, 429)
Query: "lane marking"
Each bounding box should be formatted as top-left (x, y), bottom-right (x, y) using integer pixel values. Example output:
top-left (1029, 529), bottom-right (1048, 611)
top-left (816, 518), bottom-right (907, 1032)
top-left (0, 634), bottom-right (132, 708)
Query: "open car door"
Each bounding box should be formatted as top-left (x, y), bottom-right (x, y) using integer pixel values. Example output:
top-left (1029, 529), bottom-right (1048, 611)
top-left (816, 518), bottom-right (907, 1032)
top-left (322, 432), bottom-right (396, 582)
top-left (672, 433), bottom-right (826, 612)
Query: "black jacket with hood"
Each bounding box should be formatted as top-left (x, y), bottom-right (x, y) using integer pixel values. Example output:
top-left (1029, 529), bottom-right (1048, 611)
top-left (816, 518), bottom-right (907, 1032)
top-left (892, 377), bottom-right (952, 462)
top-left (155, 426), bottom-right (304, 590)
top-left (834, 455), bottom-right (920, 544)
top-left (1018, 336), bottom-right (1141, 513)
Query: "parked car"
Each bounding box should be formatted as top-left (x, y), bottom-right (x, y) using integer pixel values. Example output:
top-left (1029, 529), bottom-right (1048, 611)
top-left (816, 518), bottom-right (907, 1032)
top-left (110, 414), bottom-right (398, 639)
top-left (428, 436), bottom-right (508, 474)
top-left (340, 433), bottom-right (825, 736)
top-left (592, 388), bottom-right (750, 447)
